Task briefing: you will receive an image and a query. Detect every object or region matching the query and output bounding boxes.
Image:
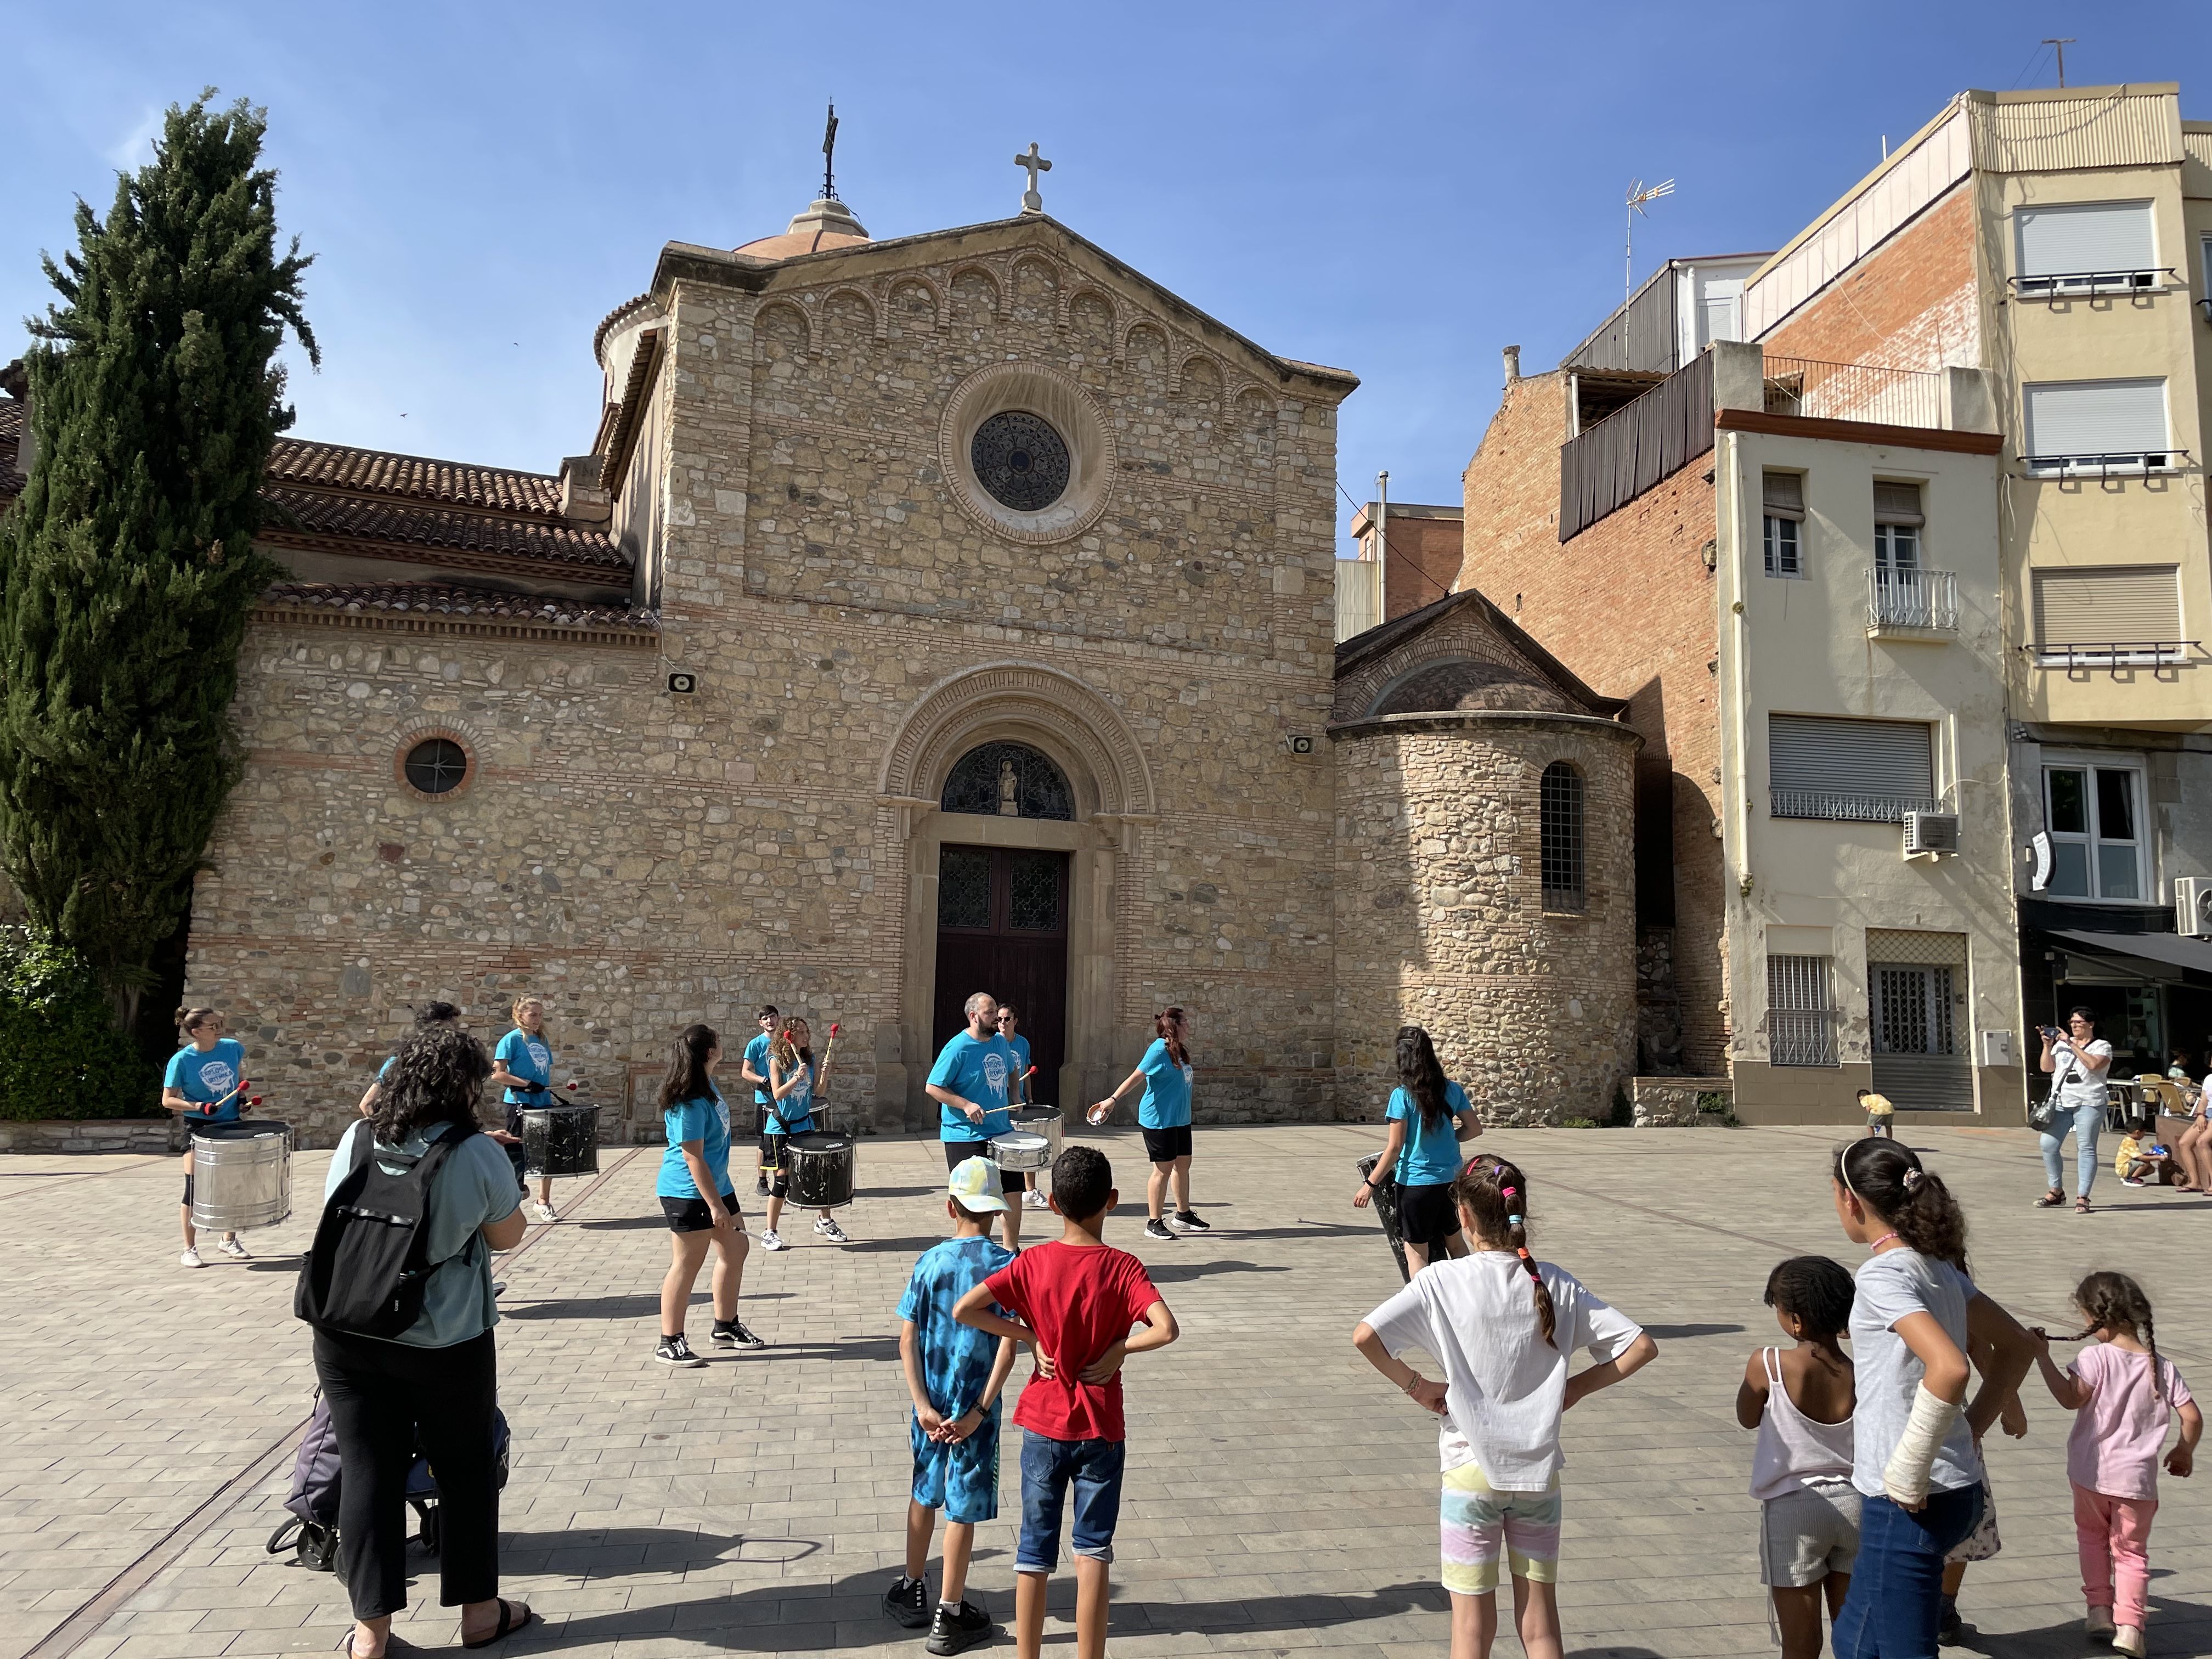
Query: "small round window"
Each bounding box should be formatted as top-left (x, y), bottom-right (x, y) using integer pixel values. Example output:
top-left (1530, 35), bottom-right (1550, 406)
top-left (969, 411), bottom-right (1070, 512)
top-left (403, 738), bottom-right (469, 795)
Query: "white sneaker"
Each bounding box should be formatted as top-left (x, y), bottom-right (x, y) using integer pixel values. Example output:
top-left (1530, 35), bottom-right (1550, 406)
top-left (814, 1216), bottom-right (849, 1243)
top-left (534, 1201), bottom-right (560, 1223)
top-left (761, 1228), bottom-right (786, 1251)
top-left (2113, 1624), bottom-right (2145, 1657)
top-left (1023, 1190), bottom-right (1050, 1210)
top-left (178, 1246), bottom-right (204, 1269)
top-left (217, 1235), bottom-right (251, 1260)
top-left (2086, 1610), bottom-right (2117, 1639)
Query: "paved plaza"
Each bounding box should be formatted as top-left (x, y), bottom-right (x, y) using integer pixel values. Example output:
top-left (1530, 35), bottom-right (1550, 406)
top-left (3, 1122), bottom-right (2209, 1658)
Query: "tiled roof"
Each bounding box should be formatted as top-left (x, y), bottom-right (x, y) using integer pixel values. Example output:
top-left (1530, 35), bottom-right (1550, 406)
top-left (262, 486), bottom-right (625, 572)
top-left (260, 580), bottom-right (656, 634)
top-left (266, 436), bottom-right (564, 518)
top-left (591, 293), bottom-right (656, 367)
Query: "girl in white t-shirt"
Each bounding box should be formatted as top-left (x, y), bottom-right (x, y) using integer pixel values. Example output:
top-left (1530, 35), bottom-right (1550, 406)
top-left (2038, 1006), bottom-right (2113, 1212)
top-left (1353, 1154), bottom-right (1658, 1659)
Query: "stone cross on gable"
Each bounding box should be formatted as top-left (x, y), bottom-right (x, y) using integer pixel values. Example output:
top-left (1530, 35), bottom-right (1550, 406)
top-left (1014, 142), bottom-right (1052, 214)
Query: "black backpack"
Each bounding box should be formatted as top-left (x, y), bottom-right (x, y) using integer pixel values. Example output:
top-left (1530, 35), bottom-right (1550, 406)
top-left (295, 1128), bottom-right (467, 1337)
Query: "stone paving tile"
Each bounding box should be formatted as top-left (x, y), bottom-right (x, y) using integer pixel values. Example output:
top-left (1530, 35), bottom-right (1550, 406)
top-left (3, 1124), bottom-right (2208, 1657)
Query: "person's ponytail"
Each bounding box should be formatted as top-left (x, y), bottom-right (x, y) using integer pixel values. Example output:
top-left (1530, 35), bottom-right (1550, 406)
top-left (1455, 1154), bottom-right (1558, 1348)
top-left (1835, 1139), bottom-right (1970, 1272)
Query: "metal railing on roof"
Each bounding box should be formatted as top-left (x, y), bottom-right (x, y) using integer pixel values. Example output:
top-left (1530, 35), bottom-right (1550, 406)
top-left (1762, 355), bottom-right (1945, 430)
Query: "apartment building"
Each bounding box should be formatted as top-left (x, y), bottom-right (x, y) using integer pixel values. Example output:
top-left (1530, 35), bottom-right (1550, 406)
top-left (1742, 83), bottom-right (2212, 1089)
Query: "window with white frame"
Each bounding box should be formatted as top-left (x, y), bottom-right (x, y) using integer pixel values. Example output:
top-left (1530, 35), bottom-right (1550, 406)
top-left (1872, 481), bottom-right (1923, 577)
top-left (2044, 761), bottom-right (2148, 902)
top-left (1768, 954), bottom-right (1837, 1066)
top-left (1763, 471), bottom-right (1804, 578)
top-left (2013, 201), bottom-right (2157, 294)
top-left (2022, 379), bottom-right (2174, 471)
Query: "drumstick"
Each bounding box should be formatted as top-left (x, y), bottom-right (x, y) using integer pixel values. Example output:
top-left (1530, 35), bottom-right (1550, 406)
top-left (185, 1079), bottom-right (250, 1118)
top-left (814, 1023), bottom-right (842, 1093)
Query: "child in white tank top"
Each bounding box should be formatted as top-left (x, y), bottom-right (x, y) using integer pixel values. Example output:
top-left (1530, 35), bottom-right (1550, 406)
top-left (1736, 1257), bottom-right (1857, 1659)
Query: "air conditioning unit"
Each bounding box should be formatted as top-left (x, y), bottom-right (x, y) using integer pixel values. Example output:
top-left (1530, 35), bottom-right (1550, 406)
top-left (2176, 877), bottom-right (2212, 939)
top-left (1903, 811), bottom-right (1960, 858)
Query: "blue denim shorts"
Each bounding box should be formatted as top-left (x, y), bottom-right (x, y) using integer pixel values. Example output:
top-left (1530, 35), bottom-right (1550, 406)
top-left (1015, 1431), bottom-right (1125, 1573)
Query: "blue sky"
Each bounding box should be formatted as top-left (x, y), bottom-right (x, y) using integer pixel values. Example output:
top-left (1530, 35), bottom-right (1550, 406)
top-left (4, 2), bottom-right (2208, 554)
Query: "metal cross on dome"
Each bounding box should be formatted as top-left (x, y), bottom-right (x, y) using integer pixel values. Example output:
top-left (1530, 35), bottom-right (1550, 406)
top-left (1014, 142), bottom-right (1052, 213)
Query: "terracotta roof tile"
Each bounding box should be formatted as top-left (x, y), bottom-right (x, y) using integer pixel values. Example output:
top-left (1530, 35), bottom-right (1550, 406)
top-left (266, 436), bottom-right (564, 517)
top-left (261, 580), bottom-right (656, 634)
top-left (262, 486), bottom-right (625, 571)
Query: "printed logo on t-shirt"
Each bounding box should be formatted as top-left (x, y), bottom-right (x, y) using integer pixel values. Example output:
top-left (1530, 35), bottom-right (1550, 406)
top-left (526, 1039), bottom-right (549, 1071)
top-left (983, 1052), bottom-right (1008, 1101)
top-left (197, 1059), bottom-right (237, 1095)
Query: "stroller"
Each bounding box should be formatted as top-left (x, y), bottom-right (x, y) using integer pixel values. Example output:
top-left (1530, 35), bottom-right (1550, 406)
top-left (266, 1393), bottom-right (512, 1572)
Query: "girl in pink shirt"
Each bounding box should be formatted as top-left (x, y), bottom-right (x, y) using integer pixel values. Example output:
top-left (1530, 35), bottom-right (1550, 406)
top-left (2030, 1272), bottom-right (2204, 1658)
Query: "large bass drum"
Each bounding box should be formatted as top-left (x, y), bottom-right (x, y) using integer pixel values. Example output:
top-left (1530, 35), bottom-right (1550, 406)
top-left (786, 1131), bottom-right (856, 1209)
top-left (189, 1120), bottom-right (293, 1232)
top-left (519, 1104), bottom-right (600, 1178)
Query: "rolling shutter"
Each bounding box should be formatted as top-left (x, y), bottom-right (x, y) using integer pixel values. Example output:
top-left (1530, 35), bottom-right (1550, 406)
top-left (1762, 472), bottom-right (1804, 518)
top-left (2033, 566), bottom-right (2181, 645)
top-left (1872, 481), bottom-right (1924, 524)
top-left (2015, 201), bottom-right (2155, 278)
top-left (1769, 715), bottom-right (1934, 819)
top-left (2023, 380), bottom-right (2168, 460)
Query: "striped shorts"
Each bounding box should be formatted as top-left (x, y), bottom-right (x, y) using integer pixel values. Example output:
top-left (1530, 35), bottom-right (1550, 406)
top-left (1440, 1464), bottom-right (1562, 1595)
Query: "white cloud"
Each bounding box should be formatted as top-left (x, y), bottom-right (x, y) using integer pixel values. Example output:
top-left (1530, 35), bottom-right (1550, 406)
top-left (103, 105), bottom-right (164, 171)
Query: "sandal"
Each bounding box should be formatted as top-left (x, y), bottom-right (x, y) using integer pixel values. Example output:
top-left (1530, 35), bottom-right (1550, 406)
top-left (2076, 1197), bottom-right (2093, 1214)
top-left (461, 1599), bottom-right (535, 1650)
top-left (334, 1632), bottom-right (386, 1658)
top-left (2035, 1188), bottom-right (2064, 1207)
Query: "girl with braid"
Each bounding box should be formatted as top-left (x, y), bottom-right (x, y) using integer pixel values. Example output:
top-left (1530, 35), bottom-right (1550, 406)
top-left (1826, 1139), bottom-right (2036, 1659)
top-left (2029, 1271), bottom-right (2200, 1657)
top-left (1353, 1154), bottom-right (1657, 1659)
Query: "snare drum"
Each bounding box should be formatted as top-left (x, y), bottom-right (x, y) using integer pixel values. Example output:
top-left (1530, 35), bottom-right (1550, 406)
top-left (988, 1131), bottom-right (1051, 1172)
top-left (189, 1120), bottom-right (293, 1232)
top-left (786, 1131), bottom-right (857, 1209)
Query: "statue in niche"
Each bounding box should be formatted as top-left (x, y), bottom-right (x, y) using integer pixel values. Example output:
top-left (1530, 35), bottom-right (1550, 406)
top-left (997, 759), bottom-right (1020, 816)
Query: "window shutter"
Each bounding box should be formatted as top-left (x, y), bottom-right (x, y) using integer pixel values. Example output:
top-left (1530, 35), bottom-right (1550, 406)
top-left (1762, 471), bottom-right (1805, 520)
top-left (1769, 715), bottom-right (1934, 812)
top-left (1872, 481), bottom-right (1924, 525)
top-left (2023, 380), bottom-right (2169, 460)
top-left (2033, 566), bottom-right (2181, 645)
top-left (2015, 201), bottom-right (2155, 278)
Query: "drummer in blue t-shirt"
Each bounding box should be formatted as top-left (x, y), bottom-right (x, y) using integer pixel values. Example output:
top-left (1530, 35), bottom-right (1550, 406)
top-left (162, 1007), bottom-right (251, 1268)
top-left (1093, 1006), bottom-right (1207, 1243)
top-left (760, 1017), bottom-right (848, 1250)
top-left (490, 995), bottom-right (561, 1222)
top-left (994, 1002), bottom-right (1048, 1213)
top-left (740, 1006), bottom-right (779, 1197)
top-left (927, 991), bottom-right (1020, 1250)
top-left (1352, 1024), bottom-right (1482, 1276)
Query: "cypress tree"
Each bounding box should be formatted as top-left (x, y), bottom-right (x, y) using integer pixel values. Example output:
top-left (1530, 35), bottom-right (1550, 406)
top-left (0, 91), bottom-right (317, 1022)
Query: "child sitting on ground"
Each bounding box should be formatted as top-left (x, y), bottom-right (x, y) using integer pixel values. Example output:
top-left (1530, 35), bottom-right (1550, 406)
top-left (2030, 1271), bottom-right (2202, 1658)
top-left (1737, 1256), bottom-right (1858, 1659)
top-left (2114, 1121), bottom-right (2177, 1188)
top-left (953, 1146), bottom-right (1178, 1659)
top-left (884, 1158), bottom-right (1019, 1655)
top-left (1353, 1153), bottom-right (1659, 1659)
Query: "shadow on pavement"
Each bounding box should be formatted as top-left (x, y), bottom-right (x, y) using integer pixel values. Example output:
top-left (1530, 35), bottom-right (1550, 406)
top-left (1642, 1323), bottom-right (1747, 1339)
top-left (1143, 1259), bottom-right (1291, 1284)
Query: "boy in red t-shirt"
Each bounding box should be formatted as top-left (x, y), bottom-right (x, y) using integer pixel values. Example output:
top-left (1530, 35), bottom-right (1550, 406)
top-left (954, 1144), bottom-right (1178, 1659)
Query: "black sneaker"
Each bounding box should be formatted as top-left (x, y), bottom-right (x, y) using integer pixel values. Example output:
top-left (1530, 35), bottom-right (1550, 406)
top-left (1936, 1601), bottom-right (1963, 1647)
top-left (653, 1334), bottom-right (705, 1367)
top-left (712, 1318), bottom-right (766, 1349)
top-left (1142, 1218), bottom-right (1175, 1242)
top-left (1170, 1209), bottom-right (1210, 1233)
top-left (883, 1575), bottom-right (930, 1629)
top-left (925, 1600), bottom-right (994, 1655)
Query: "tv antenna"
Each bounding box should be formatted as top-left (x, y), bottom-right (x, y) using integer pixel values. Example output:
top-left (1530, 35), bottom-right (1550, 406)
top-left (2042, 38), bottom-right (2076, 88)
top-left (1624, 177), bottom-right (1675, 309)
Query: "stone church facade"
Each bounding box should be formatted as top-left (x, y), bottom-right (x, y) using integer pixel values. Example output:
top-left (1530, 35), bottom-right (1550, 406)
top-left (0, 188), bottom-right (1641, 1145)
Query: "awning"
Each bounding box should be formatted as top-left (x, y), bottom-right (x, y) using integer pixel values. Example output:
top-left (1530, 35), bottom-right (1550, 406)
top-left (2050, 928), bottom-right (2212, 978)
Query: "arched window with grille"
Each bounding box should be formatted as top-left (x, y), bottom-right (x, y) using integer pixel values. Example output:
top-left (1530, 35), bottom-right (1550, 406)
top-left (1539, 761), bottom-right (1586, 913)
top-left (940, 741), bottom-right (1074, 821)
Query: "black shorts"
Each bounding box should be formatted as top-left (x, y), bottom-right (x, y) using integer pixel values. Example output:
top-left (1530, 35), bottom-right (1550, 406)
top-left (662, 1192), bottom-right (740, 1233)
top-left (944, 1137), bottom-right (994, 1172)
top-left (760, 1132), bottom-right (792, 1199)
top-left (1397, 1180), bottom-right (1463, 1248)
top-left (1141, 1125), bottom-right (1193, 1165)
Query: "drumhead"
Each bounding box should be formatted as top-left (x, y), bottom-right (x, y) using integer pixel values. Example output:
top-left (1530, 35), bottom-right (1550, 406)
top-left (788, 1131), bottom-right (852, 1151)
top-left (189, 1120), bottom-right (288, 1139)
top-left (989, 1132), bottom-right (1049, 1152)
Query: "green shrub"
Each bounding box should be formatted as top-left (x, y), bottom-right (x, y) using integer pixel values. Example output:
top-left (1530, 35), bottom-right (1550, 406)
top-left (0, 927), bottom-right (160, 1120)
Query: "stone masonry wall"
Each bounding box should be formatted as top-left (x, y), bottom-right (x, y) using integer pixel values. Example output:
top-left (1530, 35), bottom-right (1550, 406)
top-left (1332, 715), bottom-right (1638, 1126)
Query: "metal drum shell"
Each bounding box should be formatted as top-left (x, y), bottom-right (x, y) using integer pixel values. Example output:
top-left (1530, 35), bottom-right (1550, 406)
top-left (786, 1131), bottom-right (857, 1209)
top-left (1011, 1107), bottom-right (1063, 1162)
top-left (189, 1120), bottom-right (294, 1232)
top-left (988, 1131), bottom-right (1052, 1172)
top-left (520, 1105), bottom-right (601, 1178)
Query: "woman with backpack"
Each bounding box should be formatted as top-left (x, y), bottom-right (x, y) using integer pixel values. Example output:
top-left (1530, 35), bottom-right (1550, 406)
top-left (311, 1023), bottom-right (534, 1657)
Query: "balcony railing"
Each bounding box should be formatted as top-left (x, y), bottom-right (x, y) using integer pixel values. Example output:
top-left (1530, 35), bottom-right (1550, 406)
top-left (2022, 449), bottom-right (2190, 478)
top-left (1771, 790), bottom-right (1943, 824)
top-left (1866, 568), bottom-right (1959, 634)
top-left (1770, 1009), bottom-right (1839, 1068)
top-left (2027, 640), bottom-right (2197, 671)
top-left (1762, 355), bottom-right (1945, 430)
top-left (2010, 268), bottom-right (2174, 298)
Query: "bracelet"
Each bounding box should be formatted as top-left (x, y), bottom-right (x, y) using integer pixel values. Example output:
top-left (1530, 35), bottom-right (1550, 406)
top-left (1401, 1372), bottom-right (1423, 1396)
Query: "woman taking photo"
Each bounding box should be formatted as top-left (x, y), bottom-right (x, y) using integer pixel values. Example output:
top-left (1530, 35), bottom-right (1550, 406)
top-left (1093, 1007), bottom-right (1207, 1242)
top-left (315, 1024), bottom-right (532, 1658)
top-left (761, 1017), bottom-right (847, 1249)
top-left (655, 1023), bottom-right (764, 1365)
top-left (1353, 1026), bottom-right (1479, 1274)
top-left (2037, 1006), bottom-right (2112, 1213)
top-left (490, 994), bottom-right (560, 1223)
top-left (163, 1007), bottom-right (250, 1268)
